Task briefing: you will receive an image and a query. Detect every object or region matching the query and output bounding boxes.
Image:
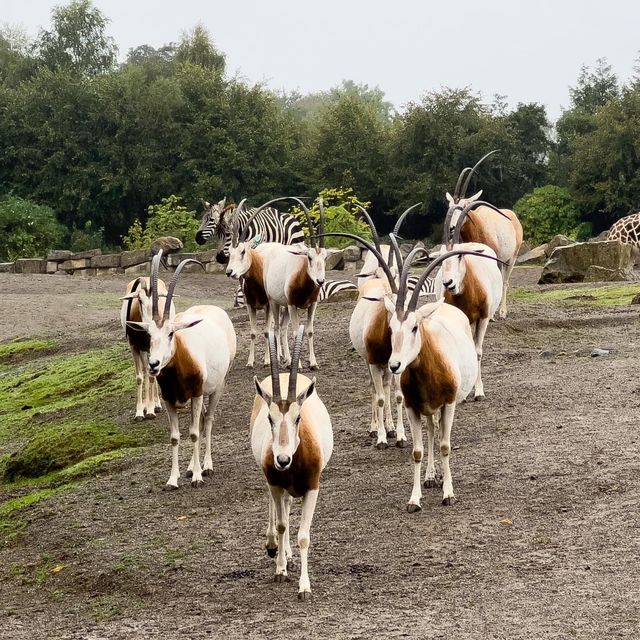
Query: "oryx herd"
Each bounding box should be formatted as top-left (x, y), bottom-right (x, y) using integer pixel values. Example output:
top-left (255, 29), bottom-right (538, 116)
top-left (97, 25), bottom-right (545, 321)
top-left (120, 153), bottom-right (522, 600)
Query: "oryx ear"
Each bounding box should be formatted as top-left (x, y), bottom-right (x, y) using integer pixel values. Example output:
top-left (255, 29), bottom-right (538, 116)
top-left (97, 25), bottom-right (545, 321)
top-left (468, 190), bottom-right (483, 202)
top-left (203, 200), bottom-right (210, 208)
top-left (416, 299), bottom-right (444, 322)
top-left (445, 192), bottom-right (455, 205)
top-left (173, 316), bottom-right (203, 332)
top-left (288, 247), bottom-right (305, 256)
top-left (126, 321), bottom-right (150, 332)
top-left (383, 296), bottom-right (396, 314)
top-left (296, 377), bottom-right (316, 407)
top-left (254, 376), bottom-right (273, 406)
top-left (120, 292), bottom-right (138, 300)
top-left (219, 197), bottom-right (226, 208)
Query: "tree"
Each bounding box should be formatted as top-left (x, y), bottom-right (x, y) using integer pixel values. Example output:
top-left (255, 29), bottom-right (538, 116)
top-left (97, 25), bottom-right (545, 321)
top-left (175, 24), bottom-right (225, 74)
top-left (569, 58), bottom-right (619, 114)
top-left (37, 0), bottom-right (117, 77)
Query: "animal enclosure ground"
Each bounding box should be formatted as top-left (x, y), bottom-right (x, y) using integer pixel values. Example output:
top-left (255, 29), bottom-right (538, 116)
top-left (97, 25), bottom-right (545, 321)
top-left (0, 268), bottom-right (639, 639)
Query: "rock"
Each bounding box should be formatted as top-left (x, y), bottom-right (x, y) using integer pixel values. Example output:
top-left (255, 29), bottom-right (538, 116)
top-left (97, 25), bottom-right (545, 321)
top-left (343, 245), bottom-right (362, 262)
top-left (179, 261), bottom-right (205, 274)
top-left (95, 267), bottom-right (122, 276)
top-left (518, 242), bottom-right (531, 256)
top-left (59, 258), bottom-right (91, 271)
top-left (167, 253), bottom-right (197, 267)
top-left (91, 254), bottom-right (121, 268)
top-left (71, 248), bottom-right (101, 259)
top-left (539, 241), bottom-right (634, 284)
top-left (14, 259), bottom-right (45, 274)
top-left (150, 236), bottom-right (183, 256)
top-left (584, 265), bottom-right (635, 283)
top-left (631, 293), bottom-right (640, 305)
top-left (75, 268), bottom-right (97, 277)
top-left (124, 263), bottom-right (150, 276)
top-left (517, 244), bottom-right (548, 265)
top-left (0, 262), bottom-right (15, 273)
top-left (589, 230), bottom-right (610, 242)
top-left (325, 249), bottom-right (345, 271)
top-left (195, 250), bottom-right (217, 264)
top-left (121, 249), bottom-right (150, 269)
top-left (47, 250), bottom-right (72, 261)
top-left (46, 261), bottom-right (59, 274)
top-left (204, 262), bottom-right (225, 274)
top-left (401, 241), bottom-right (424, 259)
top-left (544, 235), bottom-right (575, 257)
top-left (591, 348), bottom-right (610, 357)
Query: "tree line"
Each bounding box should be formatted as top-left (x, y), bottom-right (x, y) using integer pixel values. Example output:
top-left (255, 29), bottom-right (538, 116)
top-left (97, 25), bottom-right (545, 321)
top-left (1, 0), bottom-right (639, 259)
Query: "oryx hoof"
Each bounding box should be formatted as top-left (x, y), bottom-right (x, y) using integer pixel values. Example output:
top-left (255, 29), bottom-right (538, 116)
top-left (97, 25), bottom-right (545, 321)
top-left (309, 364), bottom-right (319, 371)
top-left (442, 496), bottom-right (456, 507)
top-left (163, 483), bottom-right (179, 491)
top-left (407, 502), bottom-right (422, 513)
top-left (246, 363), bottom-right (255, 369)
top-left (474, 395), bottom-right (485, 402)
top-left (134, 414), bottom-right (145, 422)
top-left (375, 441), bottom-right (388, 450)
top-left (154, 405), bottom-right (163, 413)
top-left (202, 468), bottom-right (213, 477)
top-left (185, 470), bottom-right (193, 478)
top-left (368, 430), bottom-right (377, 439)
top-left (266, 547), bottom-right (278, 558)
top-left (190, 479), bottom-right (204, 488)
top-left (423, 477), bottom-right (437, 488)
top-left (298, 591), bottom-right (312, 602)
top-left (274, 574), bottom-right (290, 583)
top-left (387, 430), bottom-right (397, 439)
top-left (144, 412), bottom-right (156, 420)
top-left (396, 438), bottom-right (409, 448)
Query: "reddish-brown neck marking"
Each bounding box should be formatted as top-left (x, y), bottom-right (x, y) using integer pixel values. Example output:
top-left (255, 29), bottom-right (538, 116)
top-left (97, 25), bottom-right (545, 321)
top-left (364, 302), bottom-right (392, 365)
top-left (243, 249), bottom-right (269, 309)
top-left (288, 261), bottom-right (320, 309)
top-left (401, 325), bottom-right (457, 415)
top-left (443, 259), bottom-right (488, 325)
top-left (157, 333), bottom-right (204, 407)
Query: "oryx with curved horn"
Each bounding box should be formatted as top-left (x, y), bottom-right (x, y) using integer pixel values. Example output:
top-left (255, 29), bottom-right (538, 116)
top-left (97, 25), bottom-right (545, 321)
top-left (251, 326), bottom-right (333, 600)
top-left (258, 197), bottom-right (328, 369)
top-left (126, 253), bottom-right (236, 489)
top-left (383, 246), bottom-right (504, 511)
top-left (443, 150), bottom-right (523, 319)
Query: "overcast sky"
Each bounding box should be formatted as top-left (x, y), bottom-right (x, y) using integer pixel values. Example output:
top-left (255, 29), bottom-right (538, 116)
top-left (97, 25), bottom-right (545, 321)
top-left (3, 0), bottom-right (639, 120)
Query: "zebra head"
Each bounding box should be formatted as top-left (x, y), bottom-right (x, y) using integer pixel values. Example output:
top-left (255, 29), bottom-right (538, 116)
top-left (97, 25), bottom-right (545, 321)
top-left (195, 198), bottom-right (233, 245)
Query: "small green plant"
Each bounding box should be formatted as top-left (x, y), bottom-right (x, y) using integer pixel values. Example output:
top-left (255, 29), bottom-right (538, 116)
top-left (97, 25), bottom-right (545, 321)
top-left (0, 339), bottom-right (57, 363)
top-left (69, 220), bottom-right (105, 253)
top-left (122, 195), bottom-right (200, 251)
top-left (290, 187), bottom-right (373, 249)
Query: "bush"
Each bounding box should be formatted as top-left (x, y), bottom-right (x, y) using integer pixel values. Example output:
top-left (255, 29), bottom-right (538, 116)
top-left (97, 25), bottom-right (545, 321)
top-left (290, 187), bottom-right (373, 249)
top-left (69, 220), bottom-right (106, 253)
top-left (122, 195), bottom-right (200, 251)
top-left (0, 196), bottom-right (65, 261)
top-left (514, 185), bottom-right (587, 246)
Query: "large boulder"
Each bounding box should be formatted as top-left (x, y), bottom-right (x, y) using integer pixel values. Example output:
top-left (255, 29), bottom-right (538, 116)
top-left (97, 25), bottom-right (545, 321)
top-left (0, 262), bottom-right (15, 273)
top-left (121, 249), bottom-right (150, 269)
top-left (343, 245), bottom-right (362, 262)
top-left (91, 254), bottom-right (121, 268)
top-left (14, 259), bottom-right (45, 274)
top-left (544, 234), bottom-right (575, 257)
top-left (518, 241), bottom-right (531, 256)
top-left (325, 249), bottom-right (345, 271)
top-left (71, 248), bottom-right (101, 259)
top-left (539, 241), bottom-right (634, 284)
top-left (517, 244), bottom-right (548, 265)
top-left (47, 250), bottom-right (72, 261)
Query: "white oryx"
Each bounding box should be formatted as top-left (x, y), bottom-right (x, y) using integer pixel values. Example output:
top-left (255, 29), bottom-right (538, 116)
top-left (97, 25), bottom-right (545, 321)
top-left (126, 253), bottom-right (236, 489)
top-left (443, 150), bottom-right (523, 319)
top-left (120, 271), bottom-right (175, 420)
top-left (251, 327), bottom-right (333, 600)
top-left (384, 246), bottom-right (503, 511)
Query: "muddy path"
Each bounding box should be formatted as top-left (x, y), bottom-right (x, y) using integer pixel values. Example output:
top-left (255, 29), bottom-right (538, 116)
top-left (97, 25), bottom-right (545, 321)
top-left (1, 268), bottom-right (639, 639)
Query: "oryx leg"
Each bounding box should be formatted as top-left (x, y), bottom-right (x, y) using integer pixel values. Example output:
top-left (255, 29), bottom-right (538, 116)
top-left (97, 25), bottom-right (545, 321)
top-left (132, 349), bottom-right (146, 420)
top-left (498, 255), bottom-right (516, 319)
top-left (246, 303), bottom-right (258, 368)
top-left (440, 403), bottom-right (456, 505)
top-left (265, 489), bottom-right (278, 557)
top-left (406, 406), bottom-right (424, 512)
top-left (383, 368), bottom-right (396, 439)
top-left (283, 493), bottom-right (293, 562)
top-left (306, 302), bottom-right (319, 370)
top-left (393, 374), bottom-right (407, 447)
top-left (474, 318), bottom-right (490, 400)
top-left (423, 413), bottom-right (438, 487)
top-left (152, 378), bottom-right (162, 413)
top-left (297, 488), bottom-right (319, 601)
top-left (164, 404), bottom-right (180, 489)
top-left (269, 486), bottom-right (289, 581)
top-left (369, 364), bottom-right (388, 449)
top-left (202, 386), bottom-right (224, 477)
top-left (368, 375), bottom-right (378, 438)
top-left (188, 395), bottom-right (205, 487)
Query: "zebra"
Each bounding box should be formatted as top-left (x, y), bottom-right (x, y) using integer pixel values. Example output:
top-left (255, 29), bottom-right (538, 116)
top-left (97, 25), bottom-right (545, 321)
top-left (196, 198), bottom-right (306, 307)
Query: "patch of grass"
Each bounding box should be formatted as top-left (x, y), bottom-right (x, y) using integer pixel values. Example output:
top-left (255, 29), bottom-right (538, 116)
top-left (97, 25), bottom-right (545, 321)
top-left (0, 344), bottom-right (134, 438)
top-left (510, 284), bottom-right (640, 307)
top-left (0, 338), bottom-right (57, 362)
top-left (3, 422), bottom-right (145, 481)
top-left (0, 485), bottom-right (73, 518)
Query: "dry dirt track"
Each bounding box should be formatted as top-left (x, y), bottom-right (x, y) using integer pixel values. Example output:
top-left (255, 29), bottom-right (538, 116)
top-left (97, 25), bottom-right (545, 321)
top-left (1, 268), bottom-right (640, 639)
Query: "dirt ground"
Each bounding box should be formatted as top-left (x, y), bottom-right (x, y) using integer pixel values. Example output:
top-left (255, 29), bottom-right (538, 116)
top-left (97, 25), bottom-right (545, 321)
top-left (1, 267), bottom-right (640, 639)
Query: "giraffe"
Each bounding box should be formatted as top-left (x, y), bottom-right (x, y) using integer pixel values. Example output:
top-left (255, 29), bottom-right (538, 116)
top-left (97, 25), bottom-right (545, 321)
top-left (607, 212), bottom-right (640, 247)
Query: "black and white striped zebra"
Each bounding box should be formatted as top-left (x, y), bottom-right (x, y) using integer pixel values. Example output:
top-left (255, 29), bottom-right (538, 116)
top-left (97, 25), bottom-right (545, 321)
top-left (195, 198), bottom-right (305, 264)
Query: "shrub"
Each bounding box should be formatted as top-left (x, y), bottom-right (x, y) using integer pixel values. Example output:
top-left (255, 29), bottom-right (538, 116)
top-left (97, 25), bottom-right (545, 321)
top-left (290, 187), bottom-right (373, 249)
top-left (122, 195), bottom-right (200, 251)
top-left (514, 185), bottom-right (587, 246)
top-left (0, 196), bottom-right (65, 261)
top-left (69, 220), bottom-right (106, 253)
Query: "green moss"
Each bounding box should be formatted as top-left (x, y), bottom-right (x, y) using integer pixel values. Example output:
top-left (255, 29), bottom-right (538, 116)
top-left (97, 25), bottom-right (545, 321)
top-left (0, 339), bottom-right (57, 360)
top-left (0, 485), bottom-right (72, 518)
top-left (0, 344), bottom-right (134, 438)
top-left (510, 284), bottom-right (640, 307)
top-left (4, 421), bottom-right (143, 481)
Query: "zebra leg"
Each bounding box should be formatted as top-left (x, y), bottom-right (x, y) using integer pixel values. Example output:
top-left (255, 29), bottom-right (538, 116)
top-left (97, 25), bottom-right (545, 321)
top-left (306, 302), bottom-right (319, 370)
top-left (234, 281), bottom-right (245, 308)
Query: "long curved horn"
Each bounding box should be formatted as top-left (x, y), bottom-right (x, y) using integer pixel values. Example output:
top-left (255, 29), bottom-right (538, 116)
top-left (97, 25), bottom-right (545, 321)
top-left (405, 249), bottom-right (506, 313)
top-left (150, 250), bottom-right (163, 323)
top-left (317, 198), bottom-right (325, 249)
top-left (451, 200), bottom-right (512, 247)
top-left (392, 202), bottom-right (423, 237)
top-left (460, 149), bottom-right (499, 199)
top-left (162, 259), bottom-right (205, 324)
top-left (314, 232), bottom-right (397, 293)
top-left (453, 167), bottom-right (472, 201)
top-left (353, 204), bottom-right (381, 253)
top-left (231, 198), bottom-right (248, 248)
top-left (388, 233), bottom-right (404, 272)
top-left (287, 325), bottom-right (305, 402)
top-left (268, 332), bottom-right (281, 402)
